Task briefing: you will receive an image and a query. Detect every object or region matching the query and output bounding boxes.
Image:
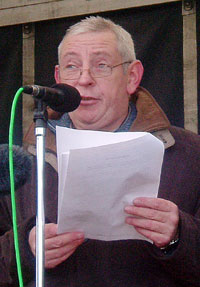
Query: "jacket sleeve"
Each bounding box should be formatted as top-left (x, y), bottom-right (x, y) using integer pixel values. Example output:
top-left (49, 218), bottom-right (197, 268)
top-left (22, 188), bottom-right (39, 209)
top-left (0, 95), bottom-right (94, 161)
top-left (149, 208), bottom-right (200, 286)
top-left (0, 194), bottom-right (36, 286)
top-left (150, 127), bottom-right (200, 286)
top-left (0, 157), bottom-right (58, 287)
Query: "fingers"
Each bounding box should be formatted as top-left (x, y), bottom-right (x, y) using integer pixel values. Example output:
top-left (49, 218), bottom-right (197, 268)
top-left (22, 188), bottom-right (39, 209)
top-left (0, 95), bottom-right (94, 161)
top-left (28, 226), bottom-right (36, 256)
top-left (45, 229), bottom-right (84, 250)
top-left (125, 216), bottom-right (173, 247)
top-left (124, 197), bottom-right (179, 248)
top-left (126, 216), bottom-right (166, 234)
top-left (45, 236), bottom-right (84, 258)
top-left (45, 236), bottom-right (84, 268)
top-left (44, 223), bottom-right (58, 239)
top-left (125, 205), bottom-right (165, 223)
top-left (44, 230), bottom-right (84, 268)
top-left (133, 226), bottom-right (169, 247)
top-left (28, 223), bottom-right (85, 268)
top-left (45, 248), bottom-right (76, 269)
top-left (28, 223), bottom-right (58, 256)
top-left (133, 197), bottom-right (175, 212)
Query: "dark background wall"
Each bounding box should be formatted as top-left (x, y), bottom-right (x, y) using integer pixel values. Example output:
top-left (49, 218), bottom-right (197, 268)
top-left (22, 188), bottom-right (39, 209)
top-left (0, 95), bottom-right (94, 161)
top-left (0, 1), bottom-right (199, 145)
top-left (0, 25), bottom-right (22, 145)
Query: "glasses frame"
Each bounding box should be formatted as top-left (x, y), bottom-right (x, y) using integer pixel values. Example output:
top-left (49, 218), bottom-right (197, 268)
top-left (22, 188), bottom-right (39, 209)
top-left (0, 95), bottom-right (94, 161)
top-left (59, 61), bottom-right (132, 80)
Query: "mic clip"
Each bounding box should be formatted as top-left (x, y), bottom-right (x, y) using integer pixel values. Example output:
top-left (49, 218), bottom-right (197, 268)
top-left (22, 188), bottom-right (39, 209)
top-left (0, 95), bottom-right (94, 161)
top-left (33, 99), bottom-right (48, 128)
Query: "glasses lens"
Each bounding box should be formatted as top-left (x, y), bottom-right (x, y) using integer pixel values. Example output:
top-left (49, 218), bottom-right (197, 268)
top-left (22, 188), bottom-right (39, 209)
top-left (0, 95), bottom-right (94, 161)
top-left (61, 68), bottom-right (80, 80)
top-left (91, 65), bottom-right (111, 78)
top-left (61, 65), bottom-right (113, 79)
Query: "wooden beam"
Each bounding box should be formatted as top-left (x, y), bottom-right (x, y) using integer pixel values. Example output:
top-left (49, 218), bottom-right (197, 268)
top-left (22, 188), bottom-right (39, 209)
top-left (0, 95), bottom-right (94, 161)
top-left (0, 0), bottom-right (56, 10)
top-left (0, 0), bottom-right (181, 27)
top-left (22, 23), bottom-right (35, 137)
top-left (182, 1), bottom-right (198, 133)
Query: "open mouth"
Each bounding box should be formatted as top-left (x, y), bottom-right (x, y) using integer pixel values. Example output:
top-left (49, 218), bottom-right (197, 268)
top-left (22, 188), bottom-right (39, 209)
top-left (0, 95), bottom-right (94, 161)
top-left (81, 96), bottom-right (96, 101)
top-left (80, 96), bottom-right (99, 106)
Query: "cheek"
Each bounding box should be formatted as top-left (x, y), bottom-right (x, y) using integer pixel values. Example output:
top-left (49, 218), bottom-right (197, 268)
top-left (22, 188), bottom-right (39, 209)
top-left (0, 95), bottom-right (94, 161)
top-left (96, 80), bottom-right (117, 101)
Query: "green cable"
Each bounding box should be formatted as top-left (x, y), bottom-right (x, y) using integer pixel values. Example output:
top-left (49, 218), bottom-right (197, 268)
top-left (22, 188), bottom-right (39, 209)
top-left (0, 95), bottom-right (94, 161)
top-left (9, 87), bottom-right (24, 287)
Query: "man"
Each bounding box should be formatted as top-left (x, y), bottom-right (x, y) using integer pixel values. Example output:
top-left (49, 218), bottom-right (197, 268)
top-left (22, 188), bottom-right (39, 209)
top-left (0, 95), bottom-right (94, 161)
top-left (0, 16), bottom-right (200, 287)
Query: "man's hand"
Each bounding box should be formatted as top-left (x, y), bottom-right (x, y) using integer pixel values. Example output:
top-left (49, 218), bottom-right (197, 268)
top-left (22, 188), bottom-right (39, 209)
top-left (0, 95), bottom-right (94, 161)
top-left (29, 223), bottom-right (85, 268)
top-left (124, 197), bottom-right (179, 248)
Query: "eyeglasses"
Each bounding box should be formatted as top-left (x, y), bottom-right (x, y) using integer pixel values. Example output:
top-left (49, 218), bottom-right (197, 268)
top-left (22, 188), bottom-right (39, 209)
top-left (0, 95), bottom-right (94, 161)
top-left (60, 61), bottom-right (132, 80)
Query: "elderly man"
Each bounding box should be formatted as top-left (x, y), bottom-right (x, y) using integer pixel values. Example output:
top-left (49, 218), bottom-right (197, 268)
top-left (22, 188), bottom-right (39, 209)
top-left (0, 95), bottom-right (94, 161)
top-left (0, 16), bottom-right (200, 287)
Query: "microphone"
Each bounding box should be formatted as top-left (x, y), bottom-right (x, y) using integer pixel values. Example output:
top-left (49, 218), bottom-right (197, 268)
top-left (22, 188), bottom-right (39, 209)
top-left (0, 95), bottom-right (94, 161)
top-left (0, 144), bottom-right (32, 195)
top-left (23, 83), bottom-right (81, 113)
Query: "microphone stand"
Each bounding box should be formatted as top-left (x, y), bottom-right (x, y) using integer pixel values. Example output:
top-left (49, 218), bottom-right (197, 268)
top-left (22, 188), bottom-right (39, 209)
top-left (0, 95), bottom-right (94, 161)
top-left (34, 99), bottom-right (48, 287)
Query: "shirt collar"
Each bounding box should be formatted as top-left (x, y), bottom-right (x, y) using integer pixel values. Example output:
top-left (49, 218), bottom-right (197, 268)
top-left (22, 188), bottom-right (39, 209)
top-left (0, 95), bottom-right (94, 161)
top-left (48, 102), bottom-right (137, 134)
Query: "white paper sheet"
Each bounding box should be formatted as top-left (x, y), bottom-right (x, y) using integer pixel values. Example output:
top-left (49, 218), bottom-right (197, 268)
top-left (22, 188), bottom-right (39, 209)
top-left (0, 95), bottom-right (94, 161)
top-left (56, 126), bottom-right (164, 241)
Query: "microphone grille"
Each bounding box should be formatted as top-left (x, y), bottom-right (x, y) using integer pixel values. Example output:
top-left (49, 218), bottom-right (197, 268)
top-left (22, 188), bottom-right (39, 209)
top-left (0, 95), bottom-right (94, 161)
top-left (51, 83), bottom-right (81, 112)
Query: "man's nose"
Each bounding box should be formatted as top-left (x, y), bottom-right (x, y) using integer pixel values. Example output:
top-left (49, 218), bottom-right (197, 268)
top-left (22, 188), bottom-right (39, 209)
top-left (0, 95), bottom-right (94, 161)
top-left (78, 68), bottom-right (95, 85)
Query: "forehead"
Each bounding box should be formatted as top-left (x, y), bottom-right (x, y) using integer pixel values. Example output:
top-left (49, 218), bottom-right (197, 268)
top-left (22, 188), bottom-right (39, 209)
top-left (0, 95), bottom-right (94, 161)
top-left (60, 31), bottom-right (121, 60)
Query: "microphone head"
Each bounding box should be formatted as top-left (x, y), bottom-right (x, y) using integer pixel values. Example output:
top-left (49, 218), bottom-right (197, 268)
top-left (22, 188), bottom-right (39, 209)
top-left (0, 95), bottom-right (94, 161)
top-left (0, 144), bottom-right (32, 194)
top-left (50, 83), bottom-right (81, 113)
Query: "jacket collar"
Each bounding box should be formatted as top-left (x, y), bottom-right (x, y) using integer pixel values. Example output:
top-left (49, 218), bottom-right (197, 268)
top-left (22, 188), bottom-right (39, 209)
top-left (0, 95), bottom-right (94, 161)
top-left (130, 87), bottom-right (170, 132)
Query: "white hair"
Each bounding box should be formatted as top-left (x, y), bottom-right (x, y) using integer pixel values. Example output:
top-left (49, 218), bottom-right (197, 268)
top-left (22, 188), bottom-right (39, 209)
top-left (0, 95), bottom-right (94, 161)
top-left (58, 16), bottom-right (136, 65)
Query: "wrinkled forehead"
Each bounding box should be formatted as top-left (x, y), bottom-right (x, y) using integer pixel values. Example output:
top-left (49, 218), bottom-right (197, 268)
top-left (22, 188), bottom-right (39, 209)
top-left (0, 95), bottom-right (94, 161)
top-left (59, 31), bottom-right (121, 60)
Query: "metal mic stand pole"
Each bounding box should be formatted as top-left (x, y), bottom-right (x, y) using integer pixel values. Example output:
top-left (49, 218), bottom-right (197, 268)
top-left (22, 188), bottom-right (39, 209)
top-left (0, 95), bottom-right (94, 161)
top-left (34, 100), bottom-right (48, 287)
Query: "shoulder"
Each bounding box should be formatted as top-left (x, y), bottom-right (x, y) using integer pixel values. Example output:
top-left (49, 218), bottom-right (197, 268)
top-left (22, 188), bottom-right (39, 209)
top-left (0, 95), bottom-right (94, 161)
top-left (163, 126), bottom-right (200, 176)
top-left (169, 126), bottom-right (200, 151)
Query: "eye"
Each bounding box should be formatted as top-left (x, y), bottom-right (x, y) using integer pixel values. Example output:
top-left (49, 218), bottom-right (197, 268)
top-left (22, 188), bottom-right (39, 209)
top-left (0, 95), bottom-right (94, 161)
top-left (97, 63), bottom-right (108, 70)
top-left (65, 64), bottom-right (78, 70)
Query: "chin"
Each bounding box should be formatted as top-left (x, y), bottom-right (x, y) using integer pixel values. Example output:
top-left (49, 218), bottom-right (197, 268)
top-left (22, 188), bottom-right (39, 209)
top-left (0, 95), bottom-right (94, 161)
top-left (72, 110), bottom-right (100, 122)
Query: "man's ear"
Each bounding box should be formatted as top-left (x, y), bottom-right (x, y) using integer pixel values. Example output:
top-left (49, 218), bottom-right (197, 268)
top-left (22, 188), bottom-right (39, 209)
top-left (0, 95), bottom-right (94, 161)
top-left (126, 60), bottom-right (144, 94)
top-left (54, 65), bottom-right (61, 83)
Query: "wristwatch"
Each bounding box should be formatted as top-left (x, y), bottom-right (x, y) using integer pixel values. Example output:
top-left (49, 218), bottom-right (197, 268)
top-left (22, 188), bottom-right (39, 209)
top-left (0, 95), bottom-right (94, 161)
top-left (160, 234), bottom-right (179, 254)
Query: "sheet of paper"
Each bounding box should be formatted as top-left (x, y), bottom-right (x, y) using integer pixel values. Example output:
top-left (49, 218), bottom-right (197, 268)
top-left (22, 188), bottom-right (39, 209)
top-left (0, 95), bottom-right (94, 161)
top-left (56, 126), bottom-right (164, 242)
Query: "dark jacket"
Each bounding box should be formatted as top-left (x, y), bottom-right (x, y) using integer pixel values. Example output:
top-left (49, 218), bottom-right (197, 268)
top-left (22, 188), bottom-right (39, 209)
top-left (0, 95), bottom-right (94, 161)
top-left (0, 87), bottom-right (200, 287)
